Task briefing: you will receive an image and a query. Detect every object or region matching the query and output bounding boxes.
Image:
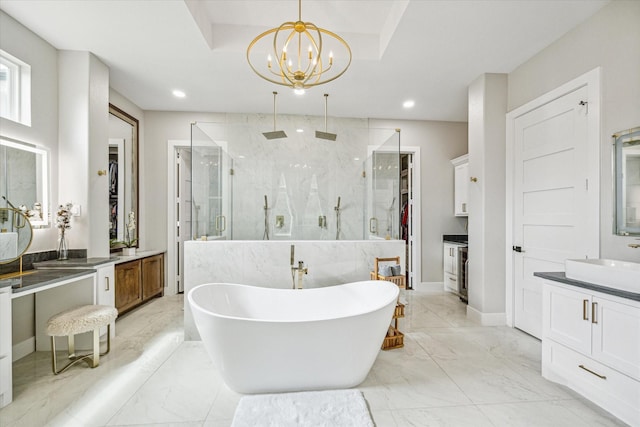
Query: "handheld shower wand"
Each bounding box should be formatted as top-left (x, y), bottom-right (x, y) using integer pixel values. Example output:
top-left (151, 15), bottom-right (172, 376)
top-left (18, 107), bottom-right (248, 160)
top-left (263, 195), bottom-right (270, 240)
top-left (334, 196), bottom-right (342, 240)
top-left (387, 197), bottom-right (396, 234)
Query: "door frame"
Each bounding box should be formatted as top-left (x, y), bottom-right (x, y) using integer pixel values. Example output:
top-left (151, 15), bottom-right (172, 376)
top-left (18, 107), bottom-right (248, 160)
top-left (366, 143), bottom-right (422, 289)
top-left (505, 67), bottom-right (601, 327)
top-left (166, 139), bottom-right (189, 296)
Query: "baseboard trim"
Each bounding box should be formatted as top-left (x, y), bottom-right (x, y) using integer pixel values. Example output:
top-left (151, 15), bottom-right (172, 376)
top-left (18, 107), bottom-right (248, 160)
top-left (12, 337), bottom-right (35, 362)
top-left (466, 305), bottom-right (506, 326)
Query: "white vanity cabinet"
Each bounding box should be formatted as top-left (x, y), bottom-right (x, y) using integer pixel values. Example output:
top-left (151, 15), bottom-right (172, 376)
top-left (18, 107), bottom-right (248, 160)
top-left (451, 154), bottom-right (468, 217)
top-left (96, 264), bottom-right (116, 338)
top-left (0, 286), bottom-right (12, 408)
top-left (542, 281), bottom-right (640, 426)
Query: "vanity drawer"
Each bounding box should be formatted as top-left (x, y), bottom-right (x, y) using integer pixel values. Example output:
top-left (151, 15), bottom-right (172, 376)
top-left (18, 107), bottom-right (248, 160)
top-left (444, 272), bottom-right (458, 293)
top-left (544, 340), bottom-right (640, 426)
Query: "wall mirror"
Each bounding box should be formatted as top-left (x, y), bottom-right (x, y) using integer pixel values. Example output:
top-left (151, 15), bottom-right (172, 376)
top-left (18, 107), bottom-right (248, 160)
top-left (0, 137), bottom-right (49, 227)
top-left (108, 104), bottom-right (139, 250)
top-left (0, 208), bottom-right (33, 265)
top-left (614, 126), bottom-right (640, 236)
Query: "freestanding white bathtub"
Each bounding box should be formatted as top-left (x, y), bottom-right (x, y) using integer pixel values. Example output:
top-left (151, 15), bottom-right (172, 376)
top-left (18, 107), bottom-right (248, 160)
top-left (188, 280), bottom-right (399, 394)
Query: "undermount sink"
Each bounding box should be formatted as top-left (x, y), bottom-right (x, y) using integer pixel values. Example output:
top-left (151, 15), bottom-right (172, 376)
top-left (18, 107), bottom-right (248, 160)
top-left (565, 259), bottom-right (640, 293)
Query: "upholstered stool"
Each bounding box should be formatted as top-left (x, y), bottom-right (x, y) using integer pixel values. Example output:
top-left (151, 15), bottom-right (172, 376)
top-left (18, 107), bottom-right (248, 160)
top-left (46, 305), bottom-right (118, 375)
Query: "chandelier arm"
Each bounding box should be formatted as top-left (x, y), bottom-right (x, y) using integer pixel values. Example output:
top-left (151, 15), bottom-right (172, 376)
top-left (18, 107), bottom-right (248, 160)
top-left (274, 23), bottom-right (299, 86)
top-left (279, 29), bottom-right (297, 71)
top-left (298, 27), bottom-right (322, 82)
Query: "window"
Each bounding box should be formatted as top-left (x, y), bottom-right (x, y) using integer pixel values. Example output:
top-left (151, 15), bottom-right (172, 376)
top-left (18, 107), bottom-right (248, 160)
top-left (0, 50), bottom-right (31, 126)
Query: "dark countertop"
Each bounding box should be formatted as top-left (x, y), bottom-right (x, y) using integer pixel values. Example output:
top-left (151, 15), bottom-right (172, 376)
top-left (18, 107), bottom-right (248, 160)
top-left (443, 234), bottom-right (468, 244)
top-left (534, 272), bottom-right (640, 302)
top-left (0, 269), bottom-right (96, 295)
top-left (34, 257), bottom-right (113, 268)
top-left (32, 250), bottom-right (165, 268)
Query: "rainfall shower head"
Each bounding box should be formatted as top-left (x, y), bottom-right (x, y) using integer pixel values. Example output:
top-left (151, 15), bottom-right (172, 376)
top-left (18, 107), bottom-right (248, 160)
top-left (263, 91), bottom-right (287, 140)
top-left (315, 94), bottom-right (337, 141)
top-left (263, 130), bottom-right (287, 140)
top-left (315, 131), bottom-right (337, 141)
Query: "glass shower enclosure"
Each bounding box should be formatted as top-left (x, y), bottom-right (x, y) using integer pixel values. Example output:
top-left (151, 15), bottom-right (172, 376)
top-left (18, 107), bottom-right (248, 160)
top-left (189, 121), bottom-right (399, 241)
top-left (190, 122), bottom-right (233, 240)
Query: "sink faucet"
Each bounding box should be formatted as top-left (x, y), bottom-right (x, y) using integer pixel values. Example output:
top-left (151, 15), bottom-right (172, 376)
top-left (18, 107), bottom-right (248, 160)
top-left (291, 260), bottom-right (308, 289)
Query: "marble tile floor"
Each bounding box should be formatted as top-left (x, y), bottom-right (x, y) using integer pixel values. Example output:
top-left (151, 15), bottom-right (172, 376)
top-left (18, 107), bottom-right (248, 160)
top-left (1, 290), bottom-right (628, 427)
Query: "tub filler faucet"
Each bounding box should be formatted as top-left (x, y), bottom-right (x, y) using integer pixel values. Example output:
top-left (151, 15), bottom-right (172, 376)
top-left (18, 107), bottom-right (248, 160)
top-left (292, 260), bottom-right (308, 289)
top-left (289, 245), bottom-right (308, 289)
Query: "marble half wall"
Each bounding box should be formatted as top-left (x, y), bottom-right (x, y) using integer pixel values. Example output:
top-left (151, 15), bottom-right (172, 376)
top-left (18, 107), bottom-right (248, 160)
top-left (183, 239), bottom-right (405, 340)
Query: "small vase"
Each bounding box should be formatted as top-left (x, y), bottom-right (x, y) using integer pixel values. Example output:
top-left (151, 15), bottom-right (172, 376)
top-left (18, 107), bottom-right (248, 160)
top-left (122, 247), bottom-right (136, 256)
top-left (57, 233), bottom-right (68, 260)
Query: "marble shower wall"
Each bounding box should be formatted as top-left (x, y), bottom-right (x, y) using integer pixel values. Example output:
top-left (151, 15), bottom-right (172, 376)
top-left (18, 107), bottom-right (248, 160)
top-left (194, 115), bottom-right (398, 240)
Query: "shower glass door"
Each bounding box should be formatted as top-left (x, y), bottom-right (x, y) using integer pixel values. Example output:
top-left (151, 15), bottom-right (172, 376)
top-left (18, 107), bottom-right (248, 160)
top-left (190, 122), bottom-right (233, 240)
top-left (365, 130), bottom-right (400, 240)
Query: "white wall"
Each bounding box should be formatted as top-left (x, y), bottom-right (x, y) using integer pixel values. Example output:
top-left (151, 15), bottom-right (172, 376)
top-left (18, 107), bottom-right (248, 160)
top-left (467, 73), bottom-right (507, 321)
top-left (58, 51), bottom-right (109, 258)
top-left (0, 10), bottom-right (59, 254)
top-left (0, 10), bottom-right (58, 348)
top-left (508, 0), bottom-right (640, 262)
top-left (370, 119), bottom-right (468, 283)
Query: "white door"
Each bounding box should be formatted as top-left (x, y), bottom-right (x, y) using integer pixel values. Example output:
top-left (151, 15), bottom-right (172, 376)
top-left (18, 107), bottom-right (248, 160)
top-left (512, 85), bottom-right (597, 339)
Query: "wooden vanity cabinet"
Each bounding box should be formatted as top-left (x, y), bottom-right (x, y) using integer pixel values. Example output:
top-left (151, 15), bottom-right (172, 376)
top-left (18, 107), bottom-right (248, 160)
top-left (115, 260), bottom-right (142, 313)
top-left (142, 254), bottom-right (164, 300)
top-left (115, 253), bottom-right (164, 314)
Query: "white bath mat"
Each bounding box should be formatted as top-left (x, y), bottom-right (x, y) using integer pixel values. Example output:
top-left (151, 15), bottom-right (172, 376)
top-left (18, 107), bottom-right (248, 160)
top-left (231, 389), bottom-right (375, 427)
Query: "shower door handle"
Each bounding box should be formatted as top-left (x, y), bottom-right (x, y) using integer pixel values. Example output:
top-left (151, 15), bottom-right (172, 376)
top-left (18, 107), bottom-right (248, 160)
top-left (215, 215), bottom-right (226, 232)
top-left (369, 217), bottom-right (378, 234)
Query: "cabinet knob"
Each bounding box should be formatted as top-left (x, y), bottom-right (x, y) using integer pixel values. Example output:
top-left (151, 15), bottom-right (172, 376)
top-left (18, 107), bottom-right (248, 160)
top-left (470, 177), bottom-right (478, 182)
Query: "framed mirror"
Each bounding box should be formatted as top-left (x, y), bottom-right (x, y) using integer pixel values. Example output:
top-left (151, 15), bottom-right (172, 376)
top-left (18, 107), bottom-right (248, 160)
top-left (0, 138), bottom-right (49, 227)
top-left (108, 104), bottom-right (139, 250)
top-left (613, 126), bottom-right (640, 236)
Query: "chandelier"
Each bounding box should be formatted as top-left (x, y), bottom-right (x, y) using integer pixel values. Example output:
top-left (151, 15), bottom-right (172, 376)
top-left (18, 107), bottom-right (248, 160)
top-left (246, 0), bottom-right (352, 91)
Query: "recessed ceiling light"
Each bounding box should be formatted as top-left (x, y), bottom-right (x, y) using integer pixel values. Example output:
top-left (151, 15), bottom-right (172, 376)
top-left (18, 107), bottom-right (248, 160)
top-left (403, 100), bottom-right (415, 109)
top-left (172, 90), bottom-right (186, 98)
top-left (296, 128), bottom-right (304, 133)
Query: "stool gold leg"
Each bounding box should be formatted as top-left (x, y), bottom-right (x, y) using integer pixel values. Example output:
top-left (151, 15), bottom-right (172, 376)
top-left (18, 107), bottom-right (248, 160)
top-left (91, 328), bottom-right (100, 368)
top-left (102, 324), bottom-right (112, 356)
top-left (68, 334), bottom-right (75, 359)
top-left (51, 336), bottom-right (58, 374)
